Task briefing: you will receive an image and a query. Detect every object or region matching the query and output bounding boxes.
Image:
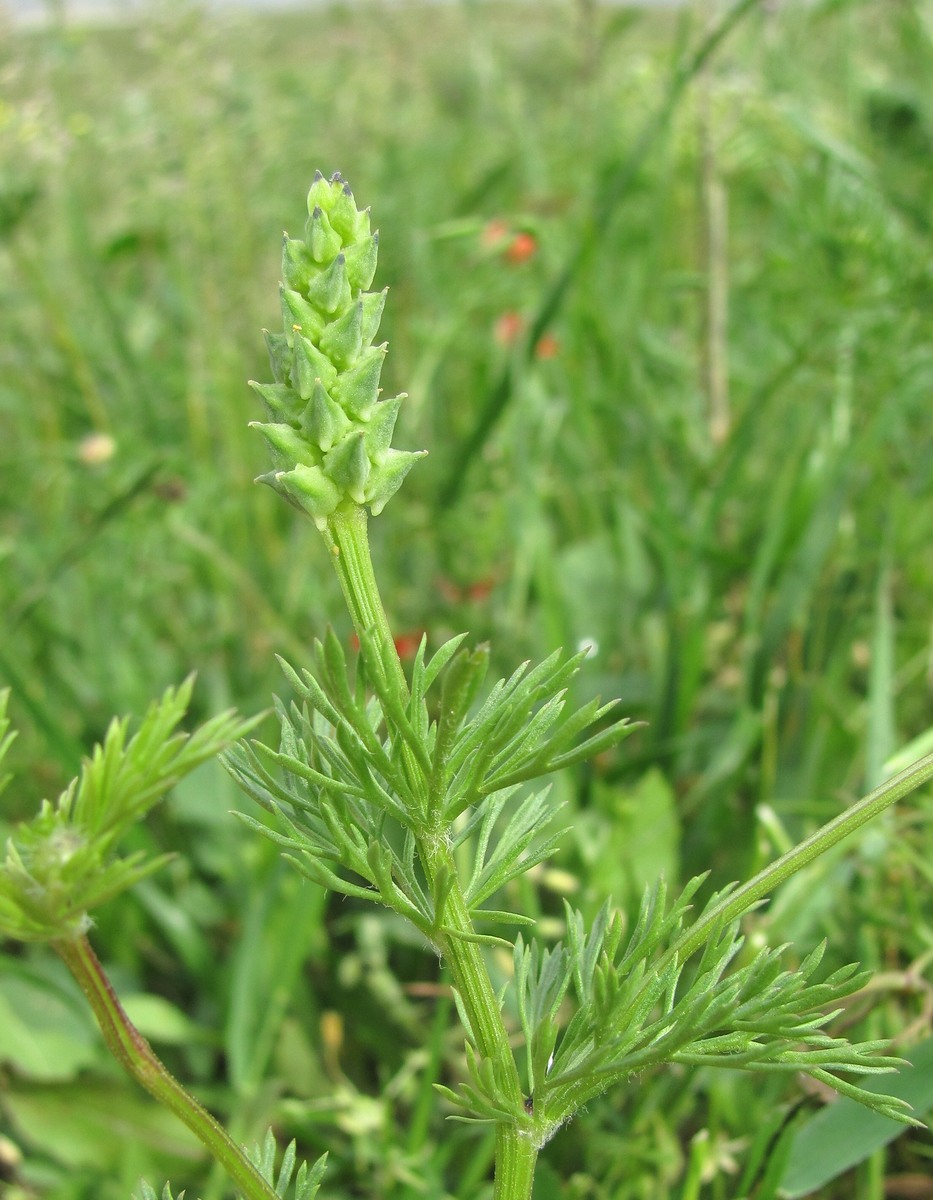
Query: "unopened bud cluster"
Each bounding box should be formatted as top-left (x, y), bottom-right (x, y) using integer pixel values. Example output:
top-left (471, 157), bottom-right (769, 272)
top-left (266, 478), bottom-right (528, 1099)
top-left (251, 172), bottom-right (424, 529)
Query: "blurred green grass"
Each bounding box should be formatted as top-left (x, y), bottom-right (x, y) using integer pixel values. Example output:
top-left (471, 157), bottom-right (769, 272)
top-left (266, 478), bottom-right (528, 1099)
top-left (1, 1), bottom-right (933, 1196)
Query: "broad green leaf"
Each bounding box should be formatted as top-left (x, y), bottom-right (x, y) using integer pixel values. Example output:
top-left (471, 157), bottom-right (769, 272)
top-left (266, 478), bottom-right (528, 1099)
top-left (3, 1079), bottom-right (204, 1169)
top-left (0, 973), bottom-right (99, 1081)
top-left (121, 994), bottom-right (203, 1047)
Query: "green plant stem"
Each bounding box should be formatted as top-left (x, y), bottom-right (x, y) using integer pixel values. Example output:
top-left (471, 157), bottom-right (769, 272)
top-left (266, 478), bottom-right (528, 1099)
top-left (324, 501), bottom-right (408, 692)
top-left (422, 841), bottom-right (521, 1075)
top-left (442, 878), bottom-right (537, 1198)
top-left (423, 839), bottom-right (534, 1199)
top-left (54, 934), bottom-right (280, 1200)
top-left (323, 502), bottom-right (535, 1199)
top-left (493, 1125), bottom-right (538, 1200)
top-left (668, 748), bottom-right (933, 964)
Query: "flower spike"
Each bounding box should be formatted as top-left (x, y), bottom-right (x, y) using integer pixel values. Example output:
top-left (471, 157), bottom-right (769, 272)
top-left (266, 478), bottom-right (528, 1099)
top-left (253, 174), bottom-right (425, 529)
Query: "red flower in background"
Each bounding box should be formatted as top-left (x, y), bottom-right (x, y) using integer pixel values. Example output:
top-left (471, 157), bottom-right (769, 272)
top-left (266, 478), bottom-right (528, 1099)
top-left (349, 630), bottom-right (424, 660)
top-left (534, 333), bottom-right (560, 360)
top-left (494, 311), bottom-right (526, 346)
top-left (504, 231), bottom-right (538, 265)
top-left (481, 218), bottom-right (511, 251)
top-left (493, 312), bottom-right (560, 359)
top-left (437, 575), bottom-right (497, 604)
top-left (392, 630), bottom-right (424, 660)
top-left (465, 576), bottom-right (496, 601)
top-left (480, 220), bottom-right (538, 265)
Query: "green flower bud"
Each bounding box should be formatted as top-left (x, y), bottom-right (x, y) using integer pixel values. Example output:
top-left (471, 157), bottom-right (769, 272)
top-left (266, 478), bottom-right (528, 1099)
top-left (360, 288), bottom-right (387, 345)
top-left (301, 379), bottom-right (351, 452)
top-left (293, 334), bottom-right (338, 398)
top-left (282, 233), bottom-right (314, 294)
top-left (281, 287), bottom-right (325, 343)
top-left (332, 344), bottom-right (386, 421)
top-left (344, 233), bottom-right (379, 291)
top-left (250, 175), bottom-right (424, 523)
top-left (307, 206), bottom-right (342, 263)
top-left (275, 464), bottom-right (341, 530)
top-left (319, 300), bottom-right (363, 370)
top-left (264, 330), bottom-right (291, 385)
top-left (364, 448), bottom-right (427, 516)
top-left (306, 169), bottom-right (335, 214)
top-left (307, 252), bottom-right (351, 316)
top-left (249, 421), bottom-right (320, 469)
top-left (328, 180), bottom-right (362, 242)
top-left (248, 381), bottom-right (303, 425)
top-left (325, 430), bottom-right (371, 504)
top-left (364, 395), bottom-right (403, 463)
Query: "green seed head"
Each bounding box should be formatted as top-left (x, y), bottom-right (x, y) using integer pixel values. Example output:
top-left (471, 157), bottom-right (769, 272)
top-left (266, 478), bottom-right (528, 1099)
top-left (251, 172), bottom-right (425, 529)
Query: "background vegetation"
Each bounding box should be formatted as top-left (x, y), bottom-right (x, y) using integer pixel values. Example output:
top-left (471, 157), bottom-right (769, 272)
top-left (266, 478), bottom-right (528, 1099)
top-left (1, 0), bottom-right (932, 1196)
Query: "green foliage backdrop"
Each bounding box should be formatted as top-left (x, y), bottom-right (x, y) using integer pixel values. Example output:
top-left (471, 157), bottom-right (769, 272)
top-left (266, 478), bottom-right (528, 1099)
top-left (1, 1), bottom-right (932, 1196)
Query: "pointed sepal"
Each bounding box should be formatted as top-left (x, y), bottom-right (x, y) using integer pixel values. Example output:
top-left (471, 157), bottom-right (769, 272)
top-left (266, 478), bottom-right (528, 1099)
top-left (329, 181), bottom-right (361, 241)
top-left (344, 232), bottom-right (379, 291)
top-left (248, 381), bottom-right (303, 425)
top-left (282, 234), bottom-right (315, 295)
top-left (281, 287), bottom-right (325, 343)
top-left (301, 379), bottom-right (351, 452)
top-left (264, 330), bottom-right (291, 385)
top-left (324, 431), bottom-right (371, 504)
top-left (307, 205), bottom-right (342, 264)
top-left (306, 168), bottom-right (333, 215)
top-left (360, 288), bottom-right (387, 345)
top-left (320, 300), bottom-right (363, 371)
top-left (307, 252), bottom-right (351, 316)
top-left (365, 448), bottom-right (427, 515)
top-left (249, 421), bottom-right (321, 469)
top-left (364, 395), bottom-right (403, 463)
top-left (333, 343), bottom-right (386, 420)
top-left (275, 464), bottom-right (341, 530)
top-left (293, 334), bottom-right (338, 398)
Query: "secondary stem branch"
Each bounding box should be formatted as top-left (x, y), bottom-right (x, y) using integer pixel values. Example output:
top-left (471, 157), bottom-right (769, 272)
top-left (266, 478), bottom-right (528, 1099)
top-left (668, 749), bottom-right (933, 965)
top-left (54, 935), bottom-right (279, 1200)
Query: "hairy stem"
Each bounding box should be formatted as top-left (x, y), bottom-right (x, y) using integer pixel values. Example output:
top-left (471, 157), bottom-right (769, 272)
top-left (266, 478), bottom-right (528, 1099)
top-left (433, 860), bottom-right (536, 1200)
top-left (54, 935), bottom-right (279, 1200)
top-left (422, 841), bottom-right (522, 1083)
top-left (493, 1125), bottom-right (538, 1200)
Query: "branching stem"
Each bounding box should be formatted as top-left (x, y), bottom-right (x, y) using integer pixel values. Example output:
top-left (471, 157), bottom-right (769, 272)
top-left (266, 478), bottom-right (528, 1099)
top-left (323, 503), bottom-right (537, 1199)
